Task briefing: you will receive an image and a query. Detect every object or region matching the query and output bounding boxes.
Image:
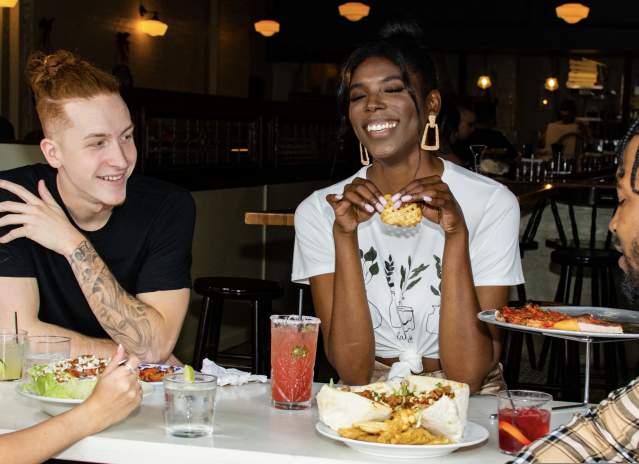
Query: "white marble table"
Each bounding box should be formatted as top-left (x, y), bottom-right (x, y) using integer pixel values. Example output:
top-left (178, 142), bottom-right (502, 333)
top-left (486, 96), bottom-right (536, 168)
top-left (0, 381), bottom-right (580, 463)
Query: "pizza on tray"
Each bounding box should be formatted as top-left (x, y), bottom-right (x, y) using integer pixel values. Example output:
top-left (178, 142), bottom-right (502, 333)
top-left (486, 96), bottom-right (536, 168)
top-left (495, 303), bottom-right (623, 334)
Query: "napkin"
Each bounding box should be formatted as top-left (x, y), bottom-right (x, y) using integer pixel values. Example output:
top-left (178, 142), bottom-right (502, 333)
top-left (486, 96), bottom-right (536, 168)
top-left (200, 358), bottom-right (267, 386)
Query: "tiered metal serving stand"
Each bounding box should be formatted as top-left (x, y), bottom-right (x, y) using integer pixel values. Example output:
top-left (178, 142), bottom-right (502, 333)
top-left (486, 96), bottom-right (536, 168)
top-left (479, 306), bottom-right (639, 409)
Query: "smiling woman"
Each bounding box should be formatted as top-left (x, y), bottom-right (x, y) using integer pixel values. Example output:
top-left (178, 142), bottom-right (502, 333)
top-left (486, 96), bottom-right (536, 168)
top-left (292, 21), bottom-right (524, 392)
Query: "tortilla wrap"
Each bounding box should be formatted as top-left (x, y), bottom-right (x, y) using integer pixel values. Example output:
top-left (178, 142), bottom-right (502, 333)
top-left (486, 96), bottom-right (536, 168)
top-left (316, 376), bottom-right (469, 442)
top-left (316, 384), bottom-right (392, 431)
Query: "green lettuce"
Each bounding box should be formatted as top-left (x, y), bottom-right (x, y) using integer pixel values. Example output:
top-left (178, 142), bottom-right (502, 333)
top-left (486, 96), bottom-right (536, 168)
top-left (24, 364), bottom-right (96, 400)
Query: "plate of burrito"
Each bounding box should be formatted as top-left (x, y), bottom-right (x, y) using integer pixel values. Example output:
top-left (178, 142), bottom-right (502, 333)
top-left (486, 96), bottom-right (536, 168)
top-left (315, 375), bottom-right (488, 458)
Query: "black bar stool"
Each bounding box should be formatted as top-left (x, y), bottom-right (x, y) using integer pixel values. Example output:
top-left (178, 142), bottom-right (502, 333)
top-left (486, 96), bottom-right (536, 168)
top-left (191, 277), bottom-right (283, 375)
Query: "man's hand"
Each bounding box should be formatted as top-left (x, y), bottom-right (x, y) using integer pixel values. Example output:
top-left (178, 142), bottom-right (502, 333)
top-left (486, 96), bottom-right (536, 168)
top-left (0, 179), bottom-right (84, 256)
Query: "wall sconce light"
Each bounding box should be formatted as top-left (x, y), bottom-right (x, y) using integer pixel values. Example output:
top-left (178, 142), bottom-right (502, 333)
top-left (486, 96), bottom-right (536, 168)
top-left (542, 98), bottom-right (550, 107)
top-left (556, 3), bottom-right (589, 24)
top-left (254, 19), bottom-right (280, 37)
top-left (477, 75), bottom-right (492, 90)
top-left (0, 0), bottom-right (18, 7)
top-left (544, 76), bottom-right (559, 91)
top-left (338, 2), bottom-right (370, 21)
top-left (139, 5), bottom-right (168, 37)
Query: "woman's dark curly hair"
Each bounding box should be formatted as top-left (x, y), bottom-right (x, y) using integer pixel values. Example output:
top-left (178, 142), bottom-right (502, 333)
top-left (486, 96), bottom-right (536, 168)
top-left (617, 119), bottom-right (639, 193)
top-left (336, 21), bottom-right (438, 138)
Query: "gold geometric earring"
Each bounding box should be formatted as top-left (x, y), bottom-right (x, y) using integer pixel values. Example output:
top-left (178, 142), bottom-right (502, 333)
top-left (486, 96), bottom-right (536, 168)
top-left (359, 143), bottom-right (370, 165)
top-left (420, 113), bottom-right (440, 151)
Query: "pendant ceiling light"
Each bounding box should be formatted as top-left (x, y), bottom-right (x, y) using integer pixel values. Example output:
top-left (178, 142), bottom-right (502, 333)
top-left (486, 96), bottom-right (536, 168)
top-left (556, 3), bottom-right (590, 24)
top-left (477, 75), bottom-right (492, 90)
top-left (338, 2), bottom-right (370, 22)
top-left (254, 19), bottom-right (280, 37)
top-left (139, 5), bottom-right (168, 37)
top-left (544, 76), bottom-right (559, 91)
top-left (0, 0), bottom-right (18, 7)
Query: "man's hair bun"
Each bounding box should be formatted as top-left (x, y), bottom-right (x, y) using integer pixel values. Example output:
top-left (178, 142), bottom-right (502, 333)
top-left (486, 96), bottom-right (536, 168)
top-left (24, 50), bottom-right (120, 137)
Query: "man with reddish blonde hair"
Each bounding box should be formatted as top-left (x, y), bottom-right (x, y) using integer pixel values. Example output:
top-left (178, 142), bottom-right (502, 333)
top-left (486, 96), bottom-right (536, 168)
top-left (0, 50), bottom-right (195, 363)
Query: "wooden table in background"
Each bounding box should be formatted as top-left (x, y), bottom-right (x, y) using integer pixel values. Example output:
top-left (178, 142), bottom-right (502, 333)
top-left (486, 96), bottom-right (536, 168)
top-left (244, 210), bottom-right (295, 227)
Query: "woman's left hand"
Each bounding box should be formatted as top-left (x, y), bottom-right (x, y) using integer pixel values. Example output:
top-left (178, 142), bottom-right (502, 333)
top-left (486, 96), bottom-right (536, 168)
top-left (393, 175), bottom-right (467, 236)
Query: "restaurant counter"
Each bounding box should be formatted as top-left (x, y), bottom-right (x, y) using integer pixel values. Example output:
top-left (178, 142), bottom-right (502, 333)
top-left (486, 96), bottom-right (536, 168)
top-left (0, 381), bottom-right (581, 463)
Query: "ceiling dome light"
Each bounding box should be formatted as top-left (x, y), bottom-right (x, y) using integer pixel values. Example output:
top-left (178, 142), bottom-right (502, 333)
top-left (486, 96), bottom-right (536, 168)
top-left (338, 2), bottom-right (370, 22)
top-left (254, 19), bottom-right (280, 37)
top-left (556, 3), bottom-right (590, 24)
top-left (477, 75), bottom-right (492, 90)
top-left (545, 76), bottom-right (559, 91)
top-left (0, 0), bottom-right (18, 7)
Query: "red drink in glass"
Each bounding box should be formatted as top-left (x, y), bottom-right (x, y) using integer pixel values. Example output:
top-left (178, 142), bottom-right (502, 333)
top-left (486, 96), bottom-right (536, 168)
top-left (270, 315), bottom-right (320, 410)
top-left (497, 390), bottom-right (552, 455)
top-left (498, 407), bottom-right (551, 454)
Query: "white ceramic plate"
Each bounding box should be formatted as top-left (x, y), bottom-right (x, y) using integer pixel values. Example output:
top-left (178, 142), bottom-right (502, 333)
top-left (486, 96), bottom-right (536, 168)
top-left (16, 382), bottom-right (153, 416)
top-left (138, 363), bottom-right (183, 385)
top-left (478, 306), bottom-right (639, 339)
top-left (315, 421), bottom-right (488, 459)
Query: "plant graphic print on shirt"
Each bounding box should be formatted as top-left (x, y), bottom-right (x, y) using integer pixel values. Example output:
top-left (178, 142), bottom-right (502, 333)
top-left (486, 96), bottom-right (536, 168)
top-left (384, 254), bottom-right (429, 342)
top-left (425, 255), bottom-right (443, 334)
top-left (360, 247), bottom-right (382, 329)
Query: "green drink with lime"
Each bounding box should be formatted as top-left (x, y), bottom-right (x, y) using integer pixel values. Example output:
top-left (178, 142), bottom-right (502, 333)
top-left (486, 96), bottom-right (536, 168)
top-left (0, 329), bottom-right (27, 380)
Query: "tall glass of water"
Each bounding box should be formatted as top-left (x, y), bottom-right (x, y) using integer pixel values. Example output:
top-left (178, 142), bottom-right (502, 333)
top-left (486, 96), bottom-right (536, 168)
top-left (164, 372), bottom-right (217, 438)
top-left (22, 335), bottom-right (71, 383)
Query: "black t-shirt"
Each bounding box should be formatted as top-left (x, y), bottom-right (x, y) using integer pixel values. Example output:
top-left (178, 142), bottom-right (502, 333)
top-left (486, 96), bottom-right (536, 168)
top-left (0, 164), bottom-right (195, 338)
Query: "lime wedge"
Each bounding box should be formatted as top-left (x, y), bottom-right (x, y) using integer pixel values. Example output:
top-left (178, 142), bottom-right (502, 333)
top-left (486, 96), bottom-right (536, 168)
top-left (183, 364), bottom-right (195, 383)
top-left (0, 359), bottom-right (5, 379)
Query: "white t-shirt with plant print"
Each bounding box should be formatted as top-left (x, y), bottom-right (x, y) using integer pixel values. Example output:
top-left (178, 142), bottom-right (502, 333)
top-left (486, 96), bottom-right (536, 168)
top-left (292, 159), bottom-right (524, 374)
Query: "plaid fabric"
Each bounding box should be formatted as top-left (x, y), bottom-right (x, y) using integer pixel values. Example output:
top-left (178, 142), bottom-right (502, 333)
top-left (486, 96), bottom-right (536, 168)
top-left (510, 377), bottom-right (639, 463)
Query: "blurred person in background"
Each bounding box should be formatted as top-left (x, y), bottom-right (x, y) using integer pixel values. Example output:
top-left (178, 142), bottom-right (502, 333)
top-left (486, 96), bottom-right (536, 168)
top-left (461, 100), bottom-right (518, 161)
top-left (539, 99), bottom-right (591, 159)
top-left (440, 99), bottom-right (476, 167)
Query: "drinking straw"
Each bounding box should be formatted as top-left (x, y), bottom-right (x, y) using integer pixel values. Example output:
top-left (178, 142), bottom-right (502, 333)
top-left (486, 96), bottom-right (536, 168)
top-left (13, 311), bottom-right (18, 343)
top-left (498, 364), bottom-right (516, 411)
top-left (298, 288), bottom-right (303, 318)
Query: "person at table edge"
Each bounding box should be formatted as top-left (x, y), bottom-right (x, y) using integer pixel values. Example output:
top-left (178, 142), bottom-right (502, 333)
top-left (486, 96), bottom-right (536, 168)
top-left (0, 50), bottom-right (195, 362)
top-left (292, 21), bottom-right (523, 393)
top-left (0, 345), bottom-right (142, 464)
top-left (510, 120), bottom-right (639, 464)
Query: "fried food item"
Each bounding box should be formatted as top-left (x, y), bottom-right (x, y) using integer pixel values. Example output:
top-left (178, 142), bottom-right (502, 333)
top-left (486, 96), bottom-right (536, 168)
top-left (138, 366), bottom-right (175, 382)
top-left (337, 408), bottom-right (452, 445)
top-left (380, 194), bottom-right (422, 227)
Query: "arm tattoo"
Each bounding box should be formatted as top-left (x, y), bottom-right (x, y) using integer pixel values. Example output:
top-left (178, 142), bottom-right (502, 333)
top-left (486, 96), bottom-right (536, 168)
top-left (69, 240), bottom-right (160, 360)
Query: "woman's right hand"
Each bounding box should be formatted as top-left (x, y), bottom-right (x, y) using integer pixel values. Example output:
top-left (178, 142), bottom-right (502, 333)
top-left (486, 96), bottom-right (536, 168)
top-left (82, 344), bottom-right (142, 434)
top-left (326, 177), bottom-right (386, 234)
